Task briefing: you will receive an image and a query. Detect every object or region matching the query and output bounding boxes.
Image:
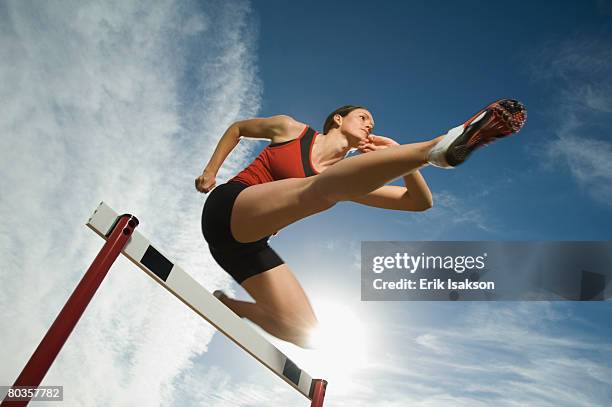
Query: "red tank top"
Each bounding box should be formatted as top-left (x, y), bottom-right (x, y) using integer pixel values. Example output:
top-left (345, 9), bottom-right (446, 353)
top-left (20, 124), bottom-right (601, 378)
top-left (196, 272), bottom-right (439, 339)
top-left (229, 125), bottom-right (320, 186)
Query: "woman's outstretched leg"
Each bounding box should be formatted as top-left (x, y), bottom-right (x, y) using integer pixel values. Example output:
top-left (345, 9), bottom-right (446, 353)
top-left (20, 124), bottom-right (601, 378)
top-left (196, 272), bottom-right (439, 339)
top-left (309, 139), bottom-right (435, 203)
top-left (231, 138), bottom-right (436, 243)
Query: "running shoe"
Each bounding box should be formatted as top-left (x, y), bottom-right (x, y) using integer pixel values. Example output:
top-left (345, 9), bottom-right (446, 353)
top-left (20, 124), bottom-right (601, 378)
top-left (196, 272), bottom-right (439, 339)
top-left (427, 99), bottom-right (527, 168)
top-left (213, 289), bottom-right (228, 302)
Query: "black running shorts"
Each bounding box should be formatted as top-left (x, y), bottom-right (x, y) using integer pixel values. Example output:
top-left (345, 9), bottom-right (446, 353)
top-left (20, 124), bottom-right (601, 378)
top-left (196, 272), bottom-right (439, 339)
top-left (201, 181), bottom-right (285, 284)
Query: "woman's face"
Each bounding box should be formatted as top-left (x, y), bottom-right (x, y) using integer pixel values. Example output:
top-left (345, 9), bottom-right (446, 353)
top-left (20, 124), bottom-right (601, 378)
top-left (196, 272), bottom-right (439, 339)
top-left (336, 109), bottom-right (375, 144)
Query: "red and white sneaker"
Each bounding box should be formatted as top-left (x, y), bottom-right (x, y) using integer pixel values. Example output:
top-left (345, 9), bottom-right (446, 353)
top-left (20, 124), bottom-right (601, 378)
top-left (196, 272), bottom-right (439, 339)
top-left (427, 99), bottom-right (527, 168)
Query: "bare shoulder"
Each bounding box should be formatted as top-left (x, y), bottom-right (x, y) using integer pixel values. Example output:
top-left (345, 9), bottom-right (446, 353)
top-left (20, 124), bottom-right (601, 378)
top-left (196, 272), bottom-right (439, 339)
top-left (235, 115), bottom-right (307, 143)
top-left (272, 115), bottom-right (308, 144)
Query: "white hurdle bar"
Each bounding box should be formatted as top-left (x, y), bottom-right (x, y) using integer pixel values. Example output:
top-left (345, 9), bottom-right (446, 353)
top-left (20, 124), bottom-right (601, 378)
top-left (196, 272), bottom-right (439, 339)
top-left (86, 202), bottom-right (327, 405)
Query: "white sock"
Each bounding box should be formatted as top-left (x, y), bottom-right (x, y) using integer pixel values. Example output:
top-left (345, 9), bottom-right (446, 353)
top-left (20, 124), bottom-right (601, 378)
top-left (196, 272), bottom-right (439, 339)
top-left (426, 124), bottom-right (464, 168)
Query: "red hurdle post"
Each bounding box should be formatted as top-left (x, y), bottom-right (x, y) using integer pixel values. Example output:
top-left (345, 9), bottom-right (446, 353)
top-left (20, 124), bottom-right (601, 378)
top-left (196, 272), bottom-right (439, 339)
top-left (1, 215), bottom-right (138, 407)
top-left (310, 379), bottom-right (328, 407)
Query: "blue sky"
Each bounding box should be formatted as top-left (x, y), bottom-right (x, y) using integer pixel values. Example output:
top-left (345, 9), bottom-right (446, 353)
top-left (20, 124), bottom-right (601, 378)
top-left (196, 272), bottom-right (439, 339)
top-left (1, 0), bottom-right (611, 406)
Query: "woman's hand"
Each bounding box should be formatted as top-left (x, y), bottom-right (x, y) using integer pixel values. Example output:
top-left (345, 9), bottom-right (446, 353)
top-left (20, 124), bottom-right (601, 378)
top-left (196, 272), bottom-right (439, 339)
top-left (195, 169), bottom-right (217, 193)
top-left (358, 134), bottom-right (400, 153)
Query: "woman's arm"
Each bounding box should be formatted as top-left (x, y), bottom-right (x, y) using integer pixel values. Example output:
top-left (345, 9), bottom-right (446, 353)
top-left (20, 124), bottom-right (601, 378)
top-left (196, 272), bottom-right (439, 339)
top-left (203, 115), bottom-right (298, 174)
top-left (350, 171), bottom-right (433, 212)
top-left (194, 124), bottom-right (242, 194)
top-left (195, 115), bottom-right (301, 193)
top-left (202, 124), bottom-right (240, 175)
top-left (350, 135), bottom-right (433, 211)
top-left (401, 170), bottom-right (433, 208)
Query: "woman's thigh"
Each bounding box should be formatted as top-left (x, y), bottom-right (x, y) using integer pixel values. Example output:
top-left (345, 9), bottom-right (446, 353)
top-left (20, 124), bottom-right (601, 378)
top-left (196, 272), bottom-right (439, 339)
top-left (230, 177), bottom-right (335, 243)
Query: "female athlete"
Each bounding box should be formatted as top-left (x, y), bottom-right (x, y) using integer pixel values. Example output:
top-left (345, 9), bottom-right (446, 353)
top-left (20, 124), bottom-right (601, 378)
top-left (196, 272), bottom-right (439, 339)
top-left (195, 100), bottom-right (526, 348)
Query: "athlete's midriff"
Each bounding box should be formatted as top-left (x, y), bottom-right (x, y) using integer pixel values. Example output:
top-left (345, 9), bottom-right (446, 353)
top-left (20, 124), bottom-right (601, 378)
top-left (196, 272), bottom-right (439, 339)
top-left (229, 125), bottom-right (320, 186)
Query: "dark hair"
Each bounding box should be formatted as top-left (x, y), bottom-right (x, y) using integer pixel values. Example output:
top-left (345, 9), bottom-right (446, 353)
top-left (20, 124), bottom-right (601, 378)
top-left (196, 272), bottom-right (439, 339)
top-left (323, 105), bottom-right (368, 134)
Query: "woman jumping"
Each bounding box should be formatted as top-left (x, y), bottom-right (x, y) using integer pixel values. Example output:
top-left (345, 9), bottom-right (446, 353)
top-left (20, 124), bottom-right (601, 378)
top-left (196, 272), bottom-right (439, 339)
top-left (196, 100), bottom-right (526, 348)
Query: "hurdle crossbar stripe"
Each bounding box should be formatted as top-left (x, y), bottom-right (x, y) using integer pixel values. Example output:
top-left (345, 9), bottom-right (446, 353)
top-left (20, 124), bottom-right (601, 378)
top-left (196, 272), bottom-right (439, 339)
top-left (86, 202), bottom-right (326, 403)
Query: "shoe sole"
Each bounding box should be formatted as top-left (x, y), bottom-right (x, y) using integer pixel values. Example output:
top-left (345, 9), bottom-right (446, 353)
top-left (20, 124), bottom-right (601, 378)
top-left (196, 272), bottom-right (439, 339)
top-left (446, 99), bottom-right (527, 167)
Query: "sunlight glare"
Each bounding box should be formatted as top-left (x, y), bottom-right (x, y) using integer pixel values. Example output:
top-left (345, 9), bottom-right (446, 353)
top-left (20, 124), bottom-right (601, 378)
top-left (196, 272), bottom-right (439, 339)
top-left (303, 300), bottom-right (368, 387)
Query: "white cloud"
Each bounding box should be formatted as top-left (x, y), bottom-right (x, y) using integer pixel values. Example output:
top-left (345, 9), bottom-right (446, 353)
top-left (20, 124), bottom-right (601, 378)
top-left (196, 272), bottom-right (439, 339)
top-left (182, 14), bottom-right (209, 36)
top-left (0, 0), bottom-right (262, 405)
top-left (577, 85), bottom-right (612, 113)
top-left (529, 36), bottom-right (612, 207)
top-left (172, 364), bottom-right (306, 407)
top-left (413, 333), bottom-right (451, 355)
top-left (394, 190), bottom-right (497, 237)
top-left (545, 135), bottom-right (612, 204)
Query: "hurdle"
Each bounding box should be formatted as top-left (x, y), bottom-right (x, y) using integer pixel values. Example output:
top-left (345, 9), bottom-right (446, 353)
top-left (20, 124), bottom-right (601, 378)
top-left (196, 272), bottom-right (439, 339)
top-left (1, 202), bottom-right (327, 406)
